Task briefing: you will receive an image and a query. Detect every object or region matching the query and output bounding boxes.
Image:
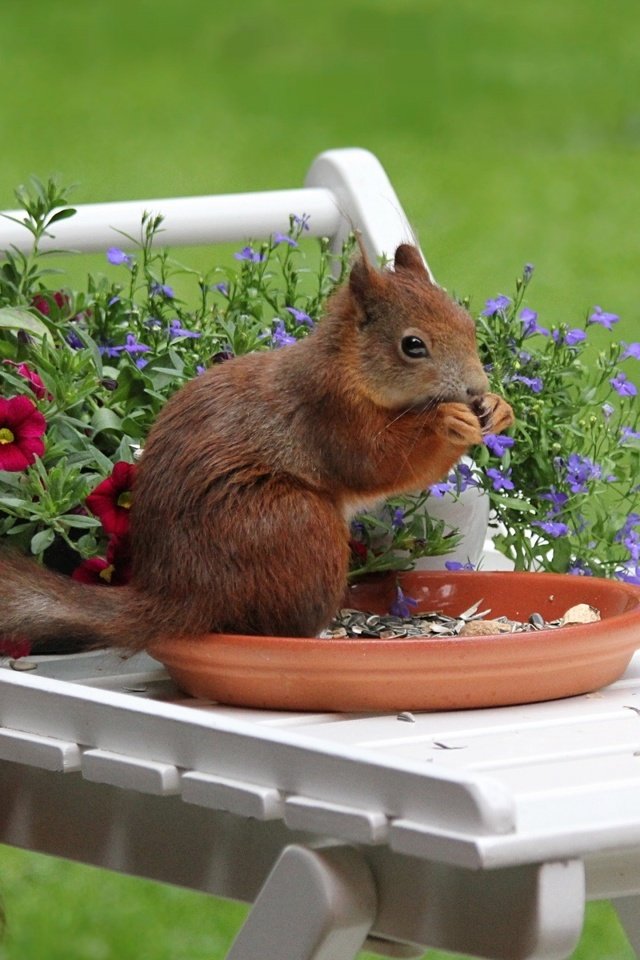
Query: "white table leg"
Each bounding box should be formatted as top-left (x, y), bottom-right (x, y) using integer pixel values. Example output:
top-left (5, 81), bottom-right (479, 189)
top-left (226, 845), bottom-right (377, 960)
top-left (612, 896), bottom-right (640, 956)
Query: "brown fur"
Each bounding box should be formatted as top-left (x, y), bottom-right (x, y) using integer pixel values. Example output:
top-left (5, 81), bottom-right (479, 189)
top-left (0, 245), bottom-right (514, 650)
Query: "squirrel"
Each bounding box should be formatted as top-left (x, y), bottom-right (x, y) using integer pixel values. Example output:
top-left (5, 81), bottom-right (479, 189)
top-left (0, 243), bottom-right (513, 652)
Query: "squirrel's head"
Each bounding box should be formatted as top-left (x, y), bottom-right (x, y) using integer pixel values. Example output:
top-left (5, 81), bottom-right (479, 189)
top-left (343, 243), bottom-right (488, 410)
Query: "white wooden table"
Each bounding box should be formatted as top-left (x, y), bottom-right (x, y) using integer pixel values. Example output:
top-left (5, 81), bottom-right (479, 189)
top-left (1, 644), bottom-right (640, 960)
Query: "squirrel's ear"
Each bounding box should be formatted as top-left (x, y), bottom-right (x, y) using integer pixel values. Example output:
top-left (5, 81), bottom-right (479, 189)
top-left (394, 244), bottom-right (430, 280)
top-left (348, 257), bottom-right (376, 304)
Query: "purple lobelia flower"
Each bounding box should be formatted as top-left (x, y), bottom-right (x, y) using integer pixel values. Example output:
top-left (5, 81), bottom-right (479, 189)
top-left (520, 308), bottom-right (549, 337)
top-left (482, 294), bottom-right (511, 317)
top-left (285, 306), bottom-right (314, 328)
top-left (150, 282), bottom-right (175, 299)
top-left (445, 560), bottom-right (475, 571)
top-left (533, 520), bottom-right (570, 538)
top-left (484, 433), bottom-right (515, 457)
top-left (486, 467), bottom-right (515, 492)
top-left (107, 247), bottom-right (133, 266)
top-left (389, 584), bottom-right (419, 618)
top-left (168, 318), bottom-right (201, 339)
top-left (511, 374), bottom-right (543, 393)
top-left (559, 453), bottom-right (602, 493)
top-left (539, 487), bottom-right (569, 515)
top-left (611, 372), bottom-right (638, 397)
top-left (589, 306), bottom-right (619, 330)
top-left (234, 245), bottom-right (266, 263)
top-left (271, 320), bottom-right (297, 349)
top-left (273, 232), bottom-right (298, 248)
top-left (553, 328), bottom-right (586, 347)
top-left (621, 342), bottom-right (640, 360)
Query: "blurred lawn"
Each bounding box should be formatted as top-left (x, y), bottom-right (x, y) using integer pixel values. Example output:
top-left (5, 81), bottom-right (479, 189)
top-left (1, 1), bottom-right (640, 957)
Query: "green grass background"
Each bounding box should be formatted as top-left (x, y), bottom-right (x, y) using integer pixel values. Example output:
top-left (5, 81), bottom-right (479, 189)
top-left (1, 1), bottom-right (640, 957)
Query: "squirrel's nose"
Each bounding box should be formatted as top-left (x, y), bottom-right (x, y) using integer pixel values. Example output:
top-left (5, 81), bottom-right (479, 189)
top-left (466, 368), bottom-right (489, 399)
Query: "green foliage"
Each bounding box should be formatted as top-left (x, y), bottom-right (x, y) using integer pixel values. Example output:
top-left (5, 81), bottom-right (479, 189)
top-left (470, 268), bottom-right (640, 579)
top-left (1, 181), bottom-right (639, 585)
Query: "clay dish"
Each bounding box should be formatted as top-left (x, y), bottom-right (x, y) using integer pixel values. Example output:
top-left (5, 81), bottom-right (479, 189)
top-left (147, 571), bottom-right (640, 712)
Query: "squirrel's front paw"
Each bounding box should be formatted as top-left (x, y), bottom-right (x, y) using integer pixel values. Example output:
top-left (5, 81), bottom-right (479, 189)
top-left (436, 402), bottom-right (484, 446)
top-left (473, 393), bottom-right (515, 436)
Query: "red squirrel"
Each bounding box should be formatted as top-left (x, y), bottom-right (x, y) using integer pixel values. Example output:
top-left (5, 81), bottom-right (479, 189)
top-left (0, 244), bottom-right (513, 650)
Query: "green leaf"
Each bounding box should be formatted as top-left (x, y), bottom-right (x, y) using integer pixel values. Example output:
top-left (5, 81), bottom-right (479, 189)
top-left (91, 407), bottom-right (123, 435)
top-left (46, 207), bottom-right (77, 226)
top-left (0, 307), bottom-right (52, 341)
top-left (58, 514), bottom-right (101, 529)
top-left (30, 528), bottom-right (55, 555)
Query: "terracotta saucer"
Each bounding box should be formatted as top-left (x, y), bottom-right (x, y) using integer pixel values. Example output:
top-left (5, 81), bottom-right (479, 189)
top-left (147, 571), bottom-right (640, 712)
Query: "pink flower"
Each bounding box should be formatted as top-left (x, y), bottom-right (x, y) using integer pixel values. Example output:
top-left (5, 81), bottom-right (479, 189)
top-left (0, 395), bottom-right (46, 471)
top-left (2, 360), bottom-right (51, 401)
top-left (71, 534), bottom-right (132, 586)
top-left (86, 462), bottom-right (136, 537)
top-left (0, 635), bottom-right (32, 659)
top-left (31, 290), bottom-right (69, 316)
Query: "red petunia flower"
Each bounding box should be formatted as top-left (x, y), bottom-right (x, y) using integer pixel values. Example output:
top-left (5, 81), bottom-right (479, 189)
top-left (71, 534), bottom-right (132, 587)
top-left (0, 395), bottom-right (47, 471)
top-left (2, 360), bottom-right (51, 401)
top-left (86, 461), bottom-right (137, 537)
top-left (0, 635), bottom-right (32, 659)
top-left (31, 290), bottom-right (69, 317)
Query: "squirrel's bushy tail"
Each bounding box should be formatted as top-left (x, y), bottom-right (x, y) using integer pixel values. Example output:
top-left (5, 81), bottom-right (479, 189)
top-left (0, 550), bottom-right (160, 653)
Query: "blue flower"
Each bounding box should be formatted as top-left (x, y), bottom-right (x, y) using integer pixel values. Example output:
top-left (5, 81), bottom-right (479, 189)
top-left (273, 232), bottom-right (298, 248)
top-left (610, 371), bottom-right (638, 397)
top-left (285, 306), bottom-right (314, 328)
top-left (539, 487), bottom-right (568, 515)
top-left (520, 308), bottom-right (549, 337)
top-left (390, 507), bottom-right (405, 530)
top-left (150, 282), bottom-right (175, 299)
top-left (66, 330), bottom-right (84, 350)
top-left (429, 480), bottom-right (453, 498)
top-left (292, 213), bottom-right (311, 231)
top-left (622, 426), bottom-right (640, 442)
top-left (484, 433), bottom-right (515, 457)
top-left (100, 333), bottom-right (151, 358)
top-left (234, 246), bottom-right (266, 263)
top-left (455, 462), bottom-right (479, 490)
top-left (589, 306), bottom-right (619, 330)
top-left (121, 333), bottom-right (151, 356)
top-left (559, 453), bottom-right (602, 493)
top-left (445, 560), bottom-right (475, 571)
top-left (214, 282), bottom-right (229, 296)
top-left (602, 402), bottom-right (615, 420)
top-left (482, 294), bottom-right (511, 317)
top-left (622, 342), bottom-right (640, 360)
top-left (617, 563), bottom-right (640, 585)
top-left (486, 466), bottom-right (515, 492)
top-left (568, 560), bottom-right (593, 577)
top-left (511, 374), bottom-right (543, 393)
top-left (389, 584), bottom-right (419, 619)
top-left (271, 320), bottom-right (297, 349)
top-left (553, 328), bottom-right (586, 347)
top-left (107, 247), bottom-right (133, 266)
top-left (523, 263), bottom-right (535, 281)
top-left (168, 319), bottom-right (201, 339)
top-left (533, 520), bottom-right (570, 538)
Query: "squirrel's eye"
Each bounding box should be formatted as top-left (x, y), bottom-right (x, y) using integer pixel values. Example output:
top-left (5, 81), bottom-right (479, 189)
top-left (400, 335), bottom-right (429, 359)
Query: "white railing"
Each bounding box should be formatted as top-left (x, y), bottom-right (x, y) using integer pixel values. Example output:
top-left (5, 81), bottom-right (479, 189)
top-left (0, 147), bottom-right (427, 273)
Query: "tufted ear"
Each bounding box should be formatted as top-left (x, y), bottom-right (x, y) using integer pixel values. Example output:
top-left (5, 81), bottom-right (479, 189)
top-left (348, 256), bottom-right (376, 305)
top-left (393, 244), bottom-right (430, 280)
